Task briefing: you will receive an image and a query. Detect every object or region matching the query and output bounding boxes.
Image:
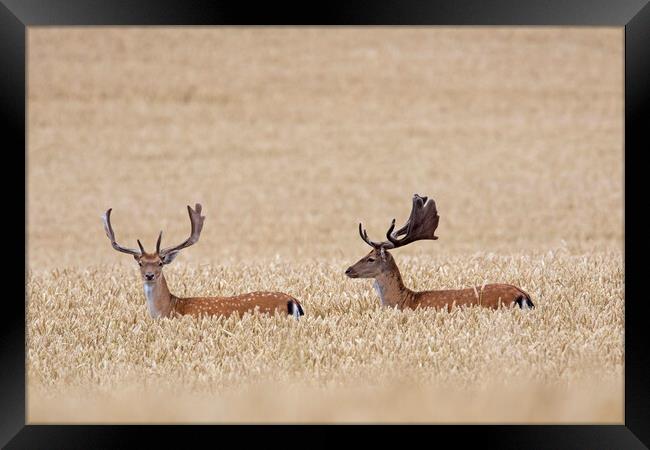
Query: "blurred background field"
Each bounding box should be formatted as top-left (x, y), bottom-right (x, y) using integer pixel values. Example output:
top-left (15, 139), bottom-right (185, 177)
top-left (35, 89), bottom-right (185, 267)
top-left (27, 27), bottom-right (623, 423)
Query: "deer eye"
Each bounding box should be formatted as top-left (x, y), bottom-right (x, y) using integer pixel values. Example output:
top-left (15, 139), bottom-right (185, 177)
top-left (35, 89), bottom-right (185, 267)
top-left (158, 262), bottom-right (163, 266)
top-left (367, 257), bottom-right (376, 262)
top-left (138, 261), bottom-right (143, 267)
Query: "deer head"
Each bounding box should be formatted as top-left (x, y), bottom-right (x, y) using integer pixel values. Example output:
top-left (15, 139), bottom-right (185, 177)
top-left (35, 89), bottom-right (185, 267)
top-left (102, 203), bottom-right (205, 282)
top-left (345, 194), bottom-right (439, 279)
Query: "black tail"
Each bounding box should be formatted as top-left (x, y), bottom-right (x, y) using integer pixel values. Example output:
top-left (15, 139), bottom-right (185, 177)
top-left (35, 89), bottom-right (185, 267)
top-left (515, 295), bottom-right (535, 309)
top-left (287, 300), bottom-right (305, 317)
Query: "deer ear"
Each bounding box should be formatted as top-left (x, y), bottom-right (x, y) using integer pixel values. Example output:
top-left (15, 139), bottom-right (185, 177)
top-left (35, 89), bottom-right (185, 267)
top-left (161, 251), bottom-right (181, 265)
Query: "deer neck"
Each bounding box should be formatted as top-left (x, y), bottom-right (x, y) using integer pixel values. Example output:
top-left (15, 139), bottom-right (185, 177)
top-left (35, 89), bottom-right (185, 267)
top-left (373, 262), bottom-right (414, 309)
top-left (143, 273), bottom-right (175, 318)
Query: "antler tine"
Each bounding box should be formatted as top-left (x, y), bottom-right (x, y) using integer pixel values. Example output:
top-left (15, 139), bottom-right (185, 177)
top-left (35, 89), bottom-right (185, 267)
top-left (101, 208), bottom-right (142, 256)
top-left (159, 203), bottom-right (206, 257)
top-left (385, 219), bottom-right (396, 241)
top-left (387, 194), bottom-right (440, 248)
top-left (155, 231), bottom-right (163, 254)
top-left (137, 239), bottom-right (145, 253)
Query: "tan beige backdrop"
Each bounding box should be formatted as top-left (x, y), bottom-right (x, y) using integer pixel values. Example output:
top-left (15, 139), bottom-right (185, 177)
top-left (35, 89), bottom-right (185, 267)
top-left (27, 28), bottom-right (623, 423)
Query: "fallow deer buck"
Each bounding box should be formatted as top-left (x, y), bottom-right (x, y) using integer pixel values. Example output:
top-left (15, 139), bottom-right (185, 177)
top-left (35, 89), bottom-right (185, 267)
top-left (101, 203), bottom-right (304, 319)
top-left (345, 194), bottom-right (534, 311)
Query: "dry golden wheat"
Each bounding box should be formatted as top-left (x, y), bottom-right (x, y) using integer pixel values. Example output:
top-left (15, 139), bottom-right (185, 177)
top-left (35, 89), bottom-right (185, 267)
top-left (27, 251), bottom-right (623, 422)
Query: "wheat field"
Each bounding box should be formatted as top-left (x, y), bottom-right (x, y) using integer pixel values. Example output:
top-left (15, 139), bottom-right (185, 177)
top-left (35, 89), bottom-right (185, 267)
top-left (27, 28), bottom-right (623, 423)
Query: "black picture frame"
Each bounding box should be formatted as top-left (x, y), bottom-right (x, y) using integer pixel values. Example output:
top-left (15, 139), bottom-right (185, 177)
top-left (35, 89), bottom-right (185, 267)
top-left (3, 0), bottom-right (648, 448)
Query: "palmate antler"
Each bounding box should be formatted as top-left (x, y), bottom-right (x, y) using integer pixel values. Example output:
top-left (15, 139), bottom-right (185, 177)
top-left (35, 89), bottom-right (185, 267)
top-left (158, 203), bottom-right (205, 258)
top-left (359, 194), bottom-right (439, 250)
top-left (102, 208), bottom-right (142, 256)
